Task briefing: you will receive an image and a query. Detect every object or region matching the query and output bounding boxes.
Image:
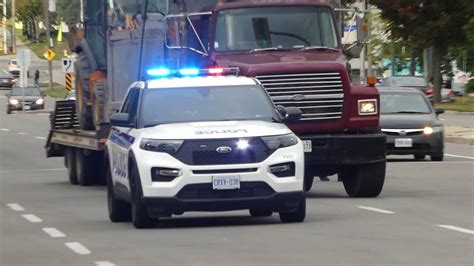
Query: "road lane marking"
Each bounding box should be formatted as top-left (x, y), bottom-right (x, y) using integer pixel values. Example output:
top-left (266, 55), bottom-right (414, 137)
top-left (437, 225), bottom-right (474, 235)
top-left (6, 203), bottom-right (25, 211)
top-left (1, 128), bottom-right (10, 131)
top-left (22, 214), bottom-right (43, 223)
top-left (17, 132), bottom-right (27, 135)
top-left (95, 261), bottom-right (116, 266)
top-left (0, 168), bottom-right (66, 173)
top-left (357, 206), bottom-right (395, 214)
top-left (35, 136), bottom-right (46, 140)
top-left (42, 228), bottom-right (66, 238)
top-left (445, 154), bottom-right (474, 160)
top-left (65, 242), bottom-right (91, 255)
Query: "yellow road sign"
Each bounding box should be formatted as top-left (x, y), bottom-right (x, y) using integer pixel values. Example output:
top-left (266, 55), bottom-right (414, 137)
top-left (43, 49), bottom-right (56, 61)
top-left (65, 73), bottom-right (73, 92)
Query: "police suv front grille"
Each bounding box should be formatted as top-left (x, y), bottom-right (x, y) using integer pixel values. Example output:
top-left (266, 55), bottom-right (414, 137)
top-left (256, 72), bottom-right (344, 121)
top-left (172, 138), bottom-right (273, 165)
top-left (177, 182), bottom-right (274, 199)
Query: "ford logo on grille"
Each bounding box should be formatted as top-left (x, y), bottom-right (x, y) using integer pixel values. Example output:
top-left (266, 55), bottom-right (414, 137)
top-left (216, 146), bottom-right (232, 153)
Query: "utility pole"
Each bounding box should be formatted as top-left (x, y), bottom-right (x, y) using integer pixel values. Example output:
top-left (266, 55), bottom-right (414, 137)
top-left (366, 1), bottom-right (372, 78)
top-left (45, 0), bottom-right (53, 90)
top-left (11, 0), bottom-right (15, 53)
top-left (80, 0), bottom-right (84, 23)
top-left (2, 0), bottom-right (7, 54)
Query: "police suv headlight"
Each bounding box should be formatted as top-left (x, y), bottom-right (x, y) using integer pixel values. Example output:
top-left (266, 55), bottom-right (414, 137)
top-left (140, 139), bottom-right (183, 153)
top-left (423, 126), bottom-right (443, 135)
top-left (261, 133), bottom-right (298, 150)
top-left (9, 98), bottom-right (19, 105)
top-left (358, 99), bottom-right (378, 115)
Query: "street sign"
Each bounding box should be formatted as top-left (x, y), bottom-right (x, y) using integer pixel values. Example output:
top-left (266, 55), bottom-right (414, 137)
top-left (43, 49), bottom-right (56, 61)
top-left (17, 49), bottom-right (31, 67)
top-left (65, 73), bottom-right (74, 91)
top-left (61, 57), bottom-right (76, 73)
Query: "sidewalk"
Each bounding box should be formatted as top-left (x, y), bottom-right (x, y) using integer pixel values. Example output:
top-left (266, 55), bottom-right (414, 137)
top-left (444, 125), bottom-right (474, 145)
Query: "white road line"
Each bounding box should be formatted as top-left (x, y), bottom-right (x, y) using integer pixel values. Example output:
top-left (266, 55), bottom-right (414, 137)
top-left (6, 203), bottom-right (25, 212)
top-left (17, 132), bottom-right (27, 135)
top-left (1, 128), bottom-right (10, 132)
top-left (35, 136), bottom-right (46, 140)
top-left (22, 214), bottom-right (43, 223)
top-left (445, 154), bottom-right (474, 160)
top-left (65, 242), bottom-right (91, 255)
top-left (42, 227), bottom-right (66, 238)
top-left (357, 206), bottom-right (395, 214)
top-left (0, 168), bottom-right (67, 173)
top-left (95, 261), bottom-right (116, 266)
top-left (437, 225), bottom-right (474, 235)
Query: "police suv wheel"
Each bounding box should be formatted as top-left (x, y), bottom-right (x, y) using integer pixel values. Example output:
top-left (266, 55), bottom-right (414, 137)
top-left (279, 197), bottom-right (306, 223)
top-left (249, 209), bottom-right (273, 217)
top-left (339, 161), bottom-right (386, 198)
top-left (107, 164), bottom-right (131, 222)
top-left (130, 165), bottom-right (155, 229)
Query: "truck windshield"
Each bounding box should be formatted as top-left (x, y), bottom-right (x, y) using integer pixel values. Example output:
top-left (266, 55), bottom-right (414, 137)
top-left (214, 6), bottom-right (338, 52)
top-left (141, 85), bottom-right (276, 127)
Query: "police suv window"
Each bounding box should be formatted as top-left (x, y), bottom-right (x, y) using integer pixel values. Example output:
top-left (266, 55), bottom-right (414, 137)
top-left (120, 88), bottom-right (140, 126)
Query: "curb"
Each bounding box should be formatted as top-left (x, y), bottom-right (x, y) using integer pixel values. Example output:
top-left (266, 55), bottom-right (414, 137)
top-left (445, 110), bottom-right (474, 116)
top-left (445, 136), bottom-right (474, 145)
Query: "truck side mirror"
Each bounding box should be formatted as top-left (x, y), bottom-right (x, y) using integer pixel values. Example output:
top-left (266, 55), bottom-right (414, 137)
top-left (110, 113), bottom-right (133, 127)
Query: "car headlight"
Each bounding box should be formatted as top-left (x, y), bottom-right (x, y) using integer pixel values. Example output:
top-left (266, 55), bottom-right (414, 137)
top-left (139, 139), bottom-right (183, 153)
top-left (36, 98), bottom-right (44, 105)
top-left (424, 126), bottom-right (443, 135)
top-left (9, 98), bottom-right (19, 105)
top-left (261, 133), bottom-right (299, 150)
top-left (358, 99), bottom-right (378, 115)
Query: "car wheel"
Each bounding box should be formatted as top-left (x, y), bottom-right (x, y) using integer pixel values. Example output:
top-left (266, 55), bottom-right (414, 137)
top-left (130, 165), bottom-right (155, 229)
top-left (303, 175), bottom-right (314, 192)
top-left (339, 161), bottom-right (386, 198)
top-left (249, 209), bottom-right (273, 217)
top-left (431, 153), bottom-right (444, 161)
top-left (279, 197), bottom-right (306, 223)
top-left (6, 106), bottom-right (11, 114)
top-left (107, 161), bottom-right (131, 222)
top-left (414, 155), bottom-right (426, 160)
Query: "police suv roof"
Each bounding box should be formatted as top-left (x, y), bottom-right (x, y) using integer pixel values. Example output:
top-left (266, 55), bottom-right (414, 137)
top-left (145, 76), bottom-right (258, 89)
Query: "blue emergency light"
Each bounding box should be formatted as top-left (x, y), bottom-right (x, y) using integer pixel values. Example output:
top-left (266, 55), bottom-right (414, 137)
top-left (146, 67), bottom-right (239, 79)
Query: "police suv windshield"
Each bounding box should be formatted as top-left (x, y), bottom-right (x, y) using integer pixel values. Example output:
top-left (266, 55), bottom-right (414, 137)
top-left (141, 85), bottom-right (277, 127)
top-left (214, 6), bottom-right (338, 52)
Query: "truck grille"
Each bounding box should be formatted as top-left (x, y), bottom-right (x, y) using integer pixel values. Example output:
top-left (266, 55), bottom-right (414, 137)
top-left (256, 72), bottom-right (344, 121)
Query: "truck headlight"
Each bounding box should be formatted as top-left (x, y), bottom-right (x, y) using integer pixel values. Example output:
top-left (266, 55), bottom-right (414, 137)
top-left (358, 99), bottom-right (378, 115)
top-left (9, 98), bottom-right (19, 105)
top-left (261, 133), bottom-right (298, 150)
top-left (36, 98), bottom-right (44, 105)
top-left (424, 126), bottom-right (443, 135)
top-left (140, 139), bottom-right (183, 153)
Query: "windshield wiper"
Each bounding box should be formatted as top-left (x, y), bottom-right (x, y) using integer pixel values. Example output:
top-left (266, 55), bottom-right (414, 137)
top-left (300, 46), bottom-right (340, 52)
top-left (249, 47), bottom-right (290, 53)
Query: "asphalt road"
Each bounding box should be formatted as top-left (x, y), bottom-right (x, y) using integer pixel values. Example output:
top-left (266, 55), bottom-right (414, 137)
top-left (1, 91), bottom-right (473, 266)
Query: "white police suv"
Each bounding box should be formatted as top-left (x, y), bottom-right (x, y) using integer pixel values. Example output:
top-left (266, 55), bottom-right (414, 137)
top-left (106, 68), bottom-right (305, 228)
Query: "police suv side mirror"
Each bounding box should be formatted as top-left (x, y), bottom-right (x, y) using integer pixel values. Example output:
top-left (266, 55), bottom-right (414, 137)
top-left (276, 105), bottom-right (302, 122)
top-left (110, 113), bottom-right (133, 127)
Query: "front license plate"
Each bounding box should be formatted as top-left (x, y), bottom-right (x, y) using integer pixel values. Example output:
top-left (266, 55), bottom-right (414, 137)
top-left (302, 140), bottom-right (312, 153)
top-left (212, 175), bottom-right (240, 190)
top-left (23, 105), bottom-right (31, 110)
top-left (395, 138), bottom-right (412, 148)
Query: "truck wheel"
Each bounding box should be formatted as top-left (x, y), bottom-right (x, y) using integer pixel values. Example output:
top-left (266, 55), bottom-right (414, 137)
top-left (339, 161), bottom-right (386, 198)
top-left (431, 153), bottom-right (444, 161)
top-left (130, 165), bottom-right (155, 229)
top-left (249, 209), bottom-right (273, 217)
top-left (304, 175), bottom-right (314, 192)
top-left (75, 53), bottom-right (94, 130)
top-left (66, 148), bottom-right (78, 185)
top-left (75, 149), bottom-right (94, 186)
top-left (279, 197), bottom-right (306, 223)
top-left (107, 162), bottom-right (131, 222)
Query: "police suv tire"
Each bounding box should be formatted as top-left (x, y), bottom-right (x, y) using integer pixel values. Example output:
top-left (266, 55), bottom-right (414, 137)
top-left (279, 197), bottom-right (306, 223)
top-left (304, 175), bottom-right (314, 192)
top-left (130, 165), bottom-right (155, 229)
top-left (107, 163), bottom-right (131, 222)
top-left (431, 153), bottom-right (444, 161)
top-left (66, 148), bottom-right (78, 185)
top-left (75, 149), bottom-right (94, 186)
top-left (414, 155), bottom-right (425, 160)
top-left (339, 161), bottom-right (386, 198)
top-left (249, 209), bottom-right (273, 217)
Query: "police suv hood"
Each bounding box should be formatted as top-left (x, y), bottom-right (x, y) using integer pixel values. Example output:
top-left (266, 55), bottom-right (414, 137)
top-left (140, 120), bottom-right (292, 140)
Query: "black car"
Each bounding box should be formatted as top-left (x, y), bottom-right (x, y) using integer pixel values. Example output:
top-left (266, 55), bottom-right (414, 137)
top-left (379, 76), bottom-right (433, 100)
top-left (6, 86), bottom-right (45, 114)
top-left (0, 70), bottom-right (15, 88)
top-left (379, 87), bottom-right (444, 161)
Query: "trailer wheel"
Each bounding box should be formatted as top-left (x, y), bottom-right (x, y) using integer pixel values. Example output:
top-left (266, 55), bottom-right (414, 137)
top-left (339, 161), bottom-right (386, 198)
top-left (75, 52), bottom-right (94, 130)
top-left (65, 148), bottom-right (78, 185)
top-left (75, 149), bottom-right (95, 186)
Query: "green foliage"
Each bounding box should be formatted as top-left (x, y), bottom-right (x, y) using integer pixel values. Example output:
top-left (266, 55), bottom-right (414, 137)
top-left (466, 79), bottom-right (474, 94)
top-left (57, 0), bottom-right (81, 26)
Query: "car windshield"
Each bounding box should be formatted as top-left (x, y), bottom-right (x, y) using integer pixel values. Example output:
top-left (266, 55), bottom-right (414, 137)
top-left (389, 77), bottom-right (427, 87)
top-left (0, 71), bottom-right (11, 78)
top-left (11, 60), bottom-right (17, 65)
top-left (214, 6), bottom-right (338, 52)
top-left (10, 87), bottom-right (41, 96)
top-left (141, 85), bottom-right (276, 127)
top-left (380, 93), bottom-right (431, 114)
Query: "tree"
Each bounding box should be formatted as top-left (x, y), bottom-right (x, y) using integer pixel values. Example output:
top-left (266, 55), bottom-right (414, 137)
top-left (370, 0), bottom-right (473, 102)
top-left (16, 0), bottom-right (43, 42)
top-left (57, 0), bottom-right (81, 26)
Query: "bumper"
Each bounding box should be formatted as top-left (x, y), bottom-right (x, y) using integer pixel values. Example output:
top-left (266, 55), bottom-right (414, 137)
top-left (385, 132), bottom-right (444, 155)
top-left (143, 189), bottom-right (305, 216)
top-left (300, 132), bottom-right (386, 166)
top-left (8, 103), bottom-right (44, 111)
